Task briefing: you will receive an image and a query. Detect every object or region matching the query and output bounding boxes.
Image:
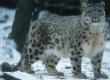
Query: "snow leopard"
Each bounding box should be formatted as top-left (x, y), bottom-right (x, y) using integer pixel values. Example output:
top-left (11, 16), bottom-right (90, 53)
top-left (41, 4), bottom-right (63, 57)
top-left (18, 1), bottom-right (108, 79)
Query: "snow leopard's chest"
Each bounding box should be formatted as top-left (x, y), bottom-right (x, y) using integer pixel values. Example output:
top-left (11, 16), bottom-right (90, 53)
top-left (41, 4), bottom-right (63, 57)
top-left (81, 33), bottom-right (105, 57)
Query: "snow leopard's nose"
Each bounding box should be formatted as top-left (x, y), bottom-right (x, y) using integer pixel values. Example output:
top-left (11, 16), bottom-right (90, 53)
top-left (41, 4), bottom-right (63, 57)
top-left (92, 18), bottom-right (99, 23)
top-left (92, 22), bottom-right (102, 27)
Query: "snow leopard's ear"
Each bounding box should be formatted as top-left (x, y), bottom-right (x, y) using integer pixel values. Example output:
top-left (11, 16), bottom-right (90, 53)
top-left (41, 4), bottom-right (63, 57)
top-left (82, 3), bottom-right (88, 10)
top-left (100, 2), bottom-right (105, 8)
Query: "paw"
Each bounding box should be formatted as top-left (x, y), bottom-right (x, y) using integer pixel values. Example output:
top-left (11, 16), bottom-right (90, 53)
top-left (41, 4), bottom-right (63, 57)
top-left (73, 73), bottom-right (87, 79)
top-left (94, 72), bottom-right (108, 79)
top-left (18, 66), bottom-right (35, 74)
top-left (27, 69), bottom-right (35, 74)
top-left (48, 71), bottom-right (64, 76)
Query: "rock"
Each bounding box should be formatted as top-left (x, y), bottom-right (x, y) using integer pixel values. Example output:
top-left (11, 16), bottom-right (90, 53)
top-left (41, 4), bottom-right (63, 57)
top-left (1, 62), bottom-right (18, 72)
top-left (0, 14), bottom-right (9, 23)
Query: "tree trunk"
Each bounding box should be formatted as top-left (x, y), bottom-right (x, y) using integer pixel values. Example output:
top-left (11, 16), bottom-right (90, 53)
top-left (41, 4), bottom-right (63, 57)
top-left (11, 0), bottom-right (34, 52)
top-left (105, 0), bottom-right (110, 17)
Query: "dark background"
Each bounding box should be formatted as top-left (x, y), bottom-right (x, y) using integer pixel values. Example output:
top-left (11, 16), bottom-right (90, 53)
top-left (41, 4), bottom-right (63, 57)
top-left (0, 0), bottom-right (110, 16)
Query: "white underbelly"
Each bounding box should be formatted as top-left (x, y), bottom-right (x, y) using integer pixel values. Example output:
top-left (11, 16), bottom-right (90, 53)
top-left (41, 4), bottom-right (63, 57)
top-left (44, 35), bottom-right (105, 58)
top-left (44, 42), bottom-right (105, 58)
top-left (44, 47), bottom-right (70, 58)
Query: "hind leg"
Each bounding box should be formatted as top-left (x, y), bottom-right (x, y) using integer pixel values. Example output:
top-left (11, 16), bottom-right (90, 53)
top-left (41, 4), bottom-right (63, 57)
top-left (91, 52), bottom-right (108, 79)
top-left (18, 52), bottom-right (40, 74)
top-left (18, 54), bottom-right (33, 73)
top-left (44, 55), bottom-right (63, 76)
top-left (18, 42), bottom-right (43, 74)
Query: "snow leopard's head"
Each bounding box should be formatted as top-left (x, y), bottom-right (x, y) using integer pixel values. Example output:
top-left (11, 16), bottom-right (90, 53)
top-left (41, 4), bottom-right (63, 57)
top-left (81, 2), bottom-right (105, 29)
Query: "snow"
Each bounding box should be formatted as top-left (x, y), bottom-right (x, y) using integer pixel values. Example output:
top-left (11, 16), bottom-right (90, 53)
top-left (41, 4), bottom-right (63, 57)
top-left (0, 7), bottom-right (20, 66)
top-left (0, 7), bottom-right (110, 80)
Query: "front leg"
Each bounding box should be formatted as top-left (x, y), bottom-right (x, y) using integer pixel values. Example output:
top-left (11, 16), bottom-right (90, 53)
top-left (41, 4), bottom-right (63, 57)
top-left (44, 55), bottom-right (64, 76)
top-left (70, 47), bottom-right (87, 79)
top-left (91, 52), bottom-right (108, 79)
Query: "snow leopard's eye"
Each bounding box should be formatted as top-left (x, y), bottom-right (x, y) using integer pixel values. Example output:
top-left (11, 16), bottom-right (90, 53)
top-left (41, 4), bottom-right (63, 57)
top-left (83, 17), bottom-right (91, 25)
top-left (98, 10), bottom-right (103, 16)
